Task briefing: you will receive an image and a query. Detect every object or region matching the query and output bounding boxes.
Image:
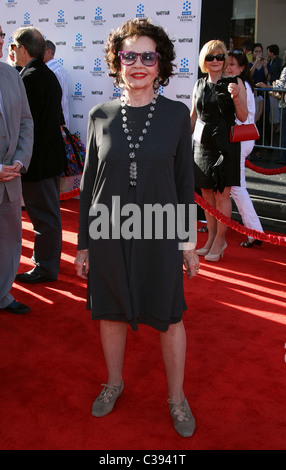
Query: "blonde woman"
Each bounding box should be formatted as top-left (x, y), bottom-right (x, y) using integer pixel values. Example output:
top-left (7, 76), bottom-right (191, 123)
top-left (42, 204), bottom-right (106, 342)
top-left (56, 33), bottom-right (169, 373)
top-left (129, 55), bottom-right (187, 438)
top-left (191, 40), bottom-right (248, 261)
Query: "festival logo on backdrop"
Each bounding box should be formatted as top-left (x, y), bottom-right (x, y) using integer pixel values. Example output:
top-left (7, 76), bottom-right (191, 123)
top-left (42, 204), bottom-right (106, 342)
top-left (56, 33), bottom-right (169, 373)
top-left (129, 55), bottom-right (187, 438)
top-left (177, 1), bottom-right (196, 22)
top-left (22, 12), bottom-right (33, 27)
top-left (55, 10), bottom-right (68, 28)
top-left (72, 82), bottom-right (85, 101)
top-left (72, 33), bottom-right (86, 52)
top-left (91, 7), bottom-right (106, 26)
top-left (136, 4), bottom-right (145, 18)
top-left (177, 57), bottom-right (193, 80)
top-left (90, 58), bottom-right (105, 78)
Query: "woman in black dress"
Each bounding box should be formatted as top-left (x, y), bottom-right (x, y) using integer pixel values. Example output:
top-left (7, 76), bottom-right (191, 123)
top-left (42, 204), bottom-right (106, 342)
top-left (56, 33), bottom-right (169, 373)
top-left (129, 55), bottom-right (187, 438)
top-left (74, 18), bottom-right (199, 438)
top-left (191, 40), bottom-right (248, 261)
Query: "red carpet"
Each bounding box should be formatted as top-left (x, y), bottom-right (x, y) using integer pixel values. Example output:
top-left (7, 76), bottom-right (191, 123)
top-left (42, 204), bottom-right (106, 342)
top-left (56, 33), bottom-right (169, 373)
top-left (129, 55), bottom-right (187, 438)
top-left (1, 198), bottom-right (286, 450)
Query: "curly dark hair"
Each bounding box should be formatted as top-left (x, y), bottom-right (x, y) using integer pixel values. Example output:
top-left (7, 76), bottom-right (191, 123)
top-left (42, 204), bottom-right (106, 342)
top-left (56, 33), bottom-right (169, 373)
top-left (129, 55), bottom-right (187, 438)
top-left (105, 17), bottom-right (176, 87)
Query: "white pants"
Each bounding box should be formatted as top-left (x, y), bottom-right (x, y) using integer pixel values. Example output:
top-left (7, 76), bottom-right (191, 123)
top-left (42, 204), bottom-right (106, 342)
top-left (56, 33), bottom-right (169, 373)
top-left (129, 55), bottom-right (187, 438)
top-left (231, 141), bottom-right (263, 238)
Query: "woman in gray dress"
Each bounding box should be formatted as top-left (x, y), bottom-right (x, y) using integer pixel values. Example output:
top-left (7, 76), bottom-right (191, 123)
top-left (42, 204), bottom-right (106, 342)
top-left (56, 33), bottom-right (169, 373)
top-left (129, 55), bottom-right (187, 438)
top-left (74, 18), bottom-right (199, 438)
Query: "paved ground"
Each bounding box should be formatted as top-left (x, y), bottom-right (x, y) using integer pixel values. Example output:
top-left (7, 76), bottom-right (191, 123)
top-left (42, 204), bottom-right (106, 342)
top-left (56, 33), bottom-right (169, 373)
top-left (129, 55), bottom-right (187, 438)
top-left (243, 147), bottom-right (286, 234)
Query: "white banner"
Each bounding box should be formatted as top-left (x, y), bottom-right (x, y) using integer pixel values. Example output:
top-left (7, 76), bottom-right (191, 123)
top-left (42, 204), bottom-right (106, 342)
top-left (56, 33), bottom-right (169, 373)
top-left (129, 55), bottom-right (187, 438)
top-left (0, 0), bottom-right (201, 144)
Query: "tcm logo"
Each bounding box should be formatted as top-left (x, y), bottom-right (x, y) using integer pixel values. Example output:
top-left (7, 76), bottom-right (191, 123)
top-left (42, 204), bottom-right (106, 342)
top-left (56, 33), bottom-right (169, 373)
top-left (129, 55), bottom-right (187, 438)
top-left (72, 82), bottom-right (85, 101)
top-left (57, 10), bottom-right (65, 23)
top-left (75, 33), bottom-right (83, 47)
top-left (113, 85), bottom-right (121, 98)
top-left (94, 58), bottom-right (102, 72)
top-left (136, 3), bottom-right (145, 18)
top-left (74, 83), bottom-right (82, 97)
top-left (178, 1), bottom-right (196, 22)
top-left (180, 58), bottom-right (189, 73)
top-left (182, 1), bottom-right (192, 15)
top-left (55, 10), bottom-right (67, 27)
top-left (23, 12), bottom-right (31, 25)
top-left (94, 7), bottom-right (103, 20)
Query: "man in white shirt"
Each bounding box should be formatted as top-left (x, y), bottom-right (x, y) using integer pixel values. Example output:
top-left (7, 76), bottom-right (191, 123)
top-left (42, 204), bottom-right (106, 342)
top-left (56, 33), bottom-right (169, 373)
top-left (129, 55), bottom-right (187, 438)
top-left (44, 40), bottom-right (70, 128)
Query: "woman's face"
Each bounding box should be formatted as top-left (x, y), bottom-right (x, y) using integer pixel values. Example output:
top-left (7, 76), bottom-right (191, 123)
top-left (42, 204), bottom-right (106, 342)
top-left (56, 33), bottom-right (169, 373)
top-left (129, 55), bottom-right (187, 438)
top-left (253, 46), bottom-right (263, 58)
top-left (204, 48), bottom-right (225, 74)
top-left (225, 55), bottom-right (242, 76)
top-left (120, 35), bottom-right (159, 95)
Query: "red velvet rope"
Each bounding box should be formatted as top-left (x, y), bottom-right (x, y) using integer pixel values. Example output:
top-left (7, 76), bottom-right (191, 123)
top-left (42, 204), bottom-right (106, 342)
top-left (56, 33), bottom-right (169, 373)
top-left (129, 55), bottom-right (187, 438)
top-left (194, 192), bottom-right (286, 246)
top-left (60, 187), bottom-right (80, 201)
top-left (245, 159), bottom-right (286, 174)
top-left (59, 161), bottom-right (286, 246)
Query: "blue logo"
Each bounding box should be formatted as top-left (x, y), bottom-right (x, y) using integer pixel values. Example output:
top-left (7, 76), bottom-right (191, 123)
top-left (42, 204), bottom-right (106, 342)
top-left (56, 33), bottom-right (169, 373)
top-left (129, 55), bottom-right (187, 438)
top-left (157, 85), bottom-right (164, 95)
top-left (94, 58), bottom-right (102, 72)
top-left (94, 7), bottom-right (103, 20)
top-left (75, 33), bottom-right (83, 47)
top-left (180, 58), bottom-right (189, 72)
top-left (57, 10), bottom-right (65, 23)
top-left (182, 1), bottom-right (192, 16)
top-left (24, 12), bottom-right (30, 25)
top-left (136, 3), bottom-right (145, 18)
top-left (113, 85), bottom-right (121, 98)
top-left (57, 58), bottom-right (64, 66)
top-left (74, 83), bottom-right (82, 97)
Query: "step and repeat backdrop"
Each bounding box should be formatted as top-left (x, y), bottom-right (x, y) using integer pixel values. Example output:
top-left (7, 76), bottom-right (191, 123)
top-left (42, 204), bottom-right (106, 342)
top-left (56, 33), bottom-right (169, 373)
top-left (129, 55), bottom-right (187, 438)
top-left (0, 0), bottom-right (201, 143)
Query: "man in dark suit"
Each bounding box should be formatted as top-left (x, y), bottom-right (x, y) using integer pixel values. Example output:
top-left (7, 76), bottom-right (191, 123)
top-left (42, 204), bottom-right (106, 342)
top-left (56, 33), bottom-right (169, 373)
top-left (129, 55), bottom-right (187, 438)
top-left (0, 25), bottom-right (33, 314)
top-left (12, 27), bottom-right (66, 283)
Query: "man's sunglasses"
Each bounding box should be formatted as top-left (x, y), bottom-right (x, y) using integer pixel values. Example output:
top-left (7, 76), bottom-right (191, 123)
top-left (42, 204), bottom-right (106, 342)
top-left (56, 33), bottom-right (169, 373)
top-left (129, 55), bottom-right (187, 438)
top-left (118, 51), bottom-right (160, 67)
top-left (0, 32), bottom-right (6, 39)
top-left (205, 53), bottom-right (225, 62)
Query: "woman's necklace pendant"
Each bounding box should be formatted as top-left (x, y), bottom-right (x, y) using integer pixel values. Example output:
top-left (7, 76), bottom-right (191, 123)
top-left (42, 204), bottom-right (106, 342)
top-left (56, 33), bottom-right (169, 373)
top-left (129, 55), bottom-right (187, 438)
top-left (121, 93), bottom-right (158, 186)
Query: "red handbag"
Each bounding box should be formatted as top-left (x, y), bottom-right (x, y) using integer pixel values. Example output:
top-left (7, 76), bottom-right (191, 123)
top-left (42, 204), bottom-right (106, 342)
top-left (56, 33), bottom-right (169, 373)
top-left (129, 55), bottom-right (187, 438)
top-left (230, 123), bottom-right (260, 142)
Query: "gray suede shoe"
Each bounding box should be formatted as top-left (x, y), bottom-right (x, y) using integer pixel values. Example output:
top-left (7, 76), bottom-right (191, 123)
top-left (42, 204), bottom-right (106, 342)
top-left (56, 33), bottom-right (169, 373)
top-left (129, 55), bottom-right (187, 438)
top-left (92, 382), bottom-right (124, 417)
top-left (168, 398), bottom-right (196, 437)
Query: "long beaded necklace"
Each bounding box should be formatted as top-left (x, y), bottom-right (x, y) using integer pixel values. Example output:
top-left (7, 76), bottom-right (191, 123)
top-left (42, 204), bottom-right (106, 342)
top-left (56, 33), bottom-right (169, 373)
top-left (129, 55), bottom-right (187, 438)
top-left (120, 92), bottom-right (158, 186)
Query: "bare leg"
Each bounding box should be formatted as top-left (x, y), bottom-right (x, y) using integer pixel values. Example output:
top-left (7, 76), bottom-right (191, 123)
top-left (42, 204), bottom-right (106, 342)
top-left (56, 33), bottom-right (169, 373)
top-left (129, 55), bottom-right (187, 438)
top-left (160, 320), bottom-right (187, 403)
top-left (99, 320), bottom-right (127, 386)
top-left (200, 188), bottom-right (217, 251)
top-left (209, 186), bottom-right (231, 254)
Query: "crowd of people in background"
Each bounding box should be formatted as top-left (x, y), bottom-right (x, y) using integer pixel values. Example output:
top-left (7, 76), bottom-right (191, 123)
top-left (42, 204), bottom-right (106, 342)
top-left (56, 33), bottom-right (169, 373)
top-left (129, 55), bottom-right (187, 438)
top-left (230, 37), bottom-right (286, 164)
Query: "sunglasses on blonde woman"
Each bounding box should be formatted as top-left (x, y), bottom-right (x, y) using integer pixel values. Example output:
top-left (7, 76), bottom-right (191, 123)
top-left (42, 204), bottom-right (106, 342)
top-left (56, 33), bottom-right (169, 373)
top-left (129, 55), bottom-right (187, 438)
top-left (205, 53), bottom-right (225, 62)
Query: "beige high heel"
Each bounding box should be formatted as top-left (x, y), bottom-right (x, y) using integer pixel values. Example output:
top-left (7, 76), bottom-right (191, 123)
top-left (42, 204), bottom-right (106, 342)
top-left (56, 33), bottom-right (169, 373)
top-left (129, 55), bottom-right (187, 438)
top-left (204, 242), bottom-right (227, 262)
top-left (196, 247), bottom-right (210, 256)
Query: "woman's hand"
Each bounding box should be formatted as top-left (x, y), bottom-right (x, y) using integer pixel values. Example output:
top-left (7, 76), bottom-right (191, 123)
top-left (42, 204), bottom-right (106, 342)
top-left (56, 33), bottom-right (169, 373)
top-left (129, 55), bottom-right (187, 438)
top-left (256, 82), bottom-right (267, 88)
top-left (183, 249), bottom-right (200, 279)
top-left (227, 82), bottom-right (240, 99)
top-left (75, 249), bottom-right (89, 279)
top-left (229, 77), bottom-right (248, 122)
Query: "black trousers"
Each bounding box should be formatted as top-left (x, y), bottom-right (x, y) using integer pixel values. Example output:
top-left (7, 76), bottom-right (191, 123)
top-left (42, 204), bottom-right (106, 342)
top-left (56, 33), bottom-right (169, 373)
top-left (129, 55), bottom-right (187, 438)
top-left (22, 176), bottom-right (62, 279)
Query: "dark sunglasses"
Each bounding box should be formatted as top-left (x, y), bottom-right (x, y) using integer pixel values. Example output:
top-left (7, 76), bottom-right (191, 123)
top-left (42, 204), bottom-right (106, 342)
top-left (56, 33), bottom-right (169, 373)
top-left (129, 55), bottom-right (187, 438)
top-left (118, 51), bottom-right (160, 67)
top-left (0, 32), bottom-right (6, 39)
top-left (10, 43), bottom-right (22, 50)
top-left (205, 53), bottom-right (225, 62)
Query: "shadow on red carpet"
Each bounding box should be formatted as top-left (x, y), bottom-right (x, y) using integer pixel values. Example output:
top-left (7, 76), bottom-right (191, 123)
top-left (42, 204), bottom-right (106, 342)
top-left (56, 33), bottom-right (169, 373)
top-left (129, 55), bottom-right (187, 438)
top-left (0, 198), bottom-right (285, 450)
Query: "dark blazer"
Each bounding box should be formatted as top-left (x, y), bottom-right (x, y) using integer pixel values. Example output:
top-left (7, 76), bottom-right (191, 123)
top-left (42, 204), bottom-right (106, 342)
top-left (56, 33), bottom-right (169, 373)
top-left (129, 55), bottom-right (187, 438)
top-left (20, 58), bottom-right (66, 181)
